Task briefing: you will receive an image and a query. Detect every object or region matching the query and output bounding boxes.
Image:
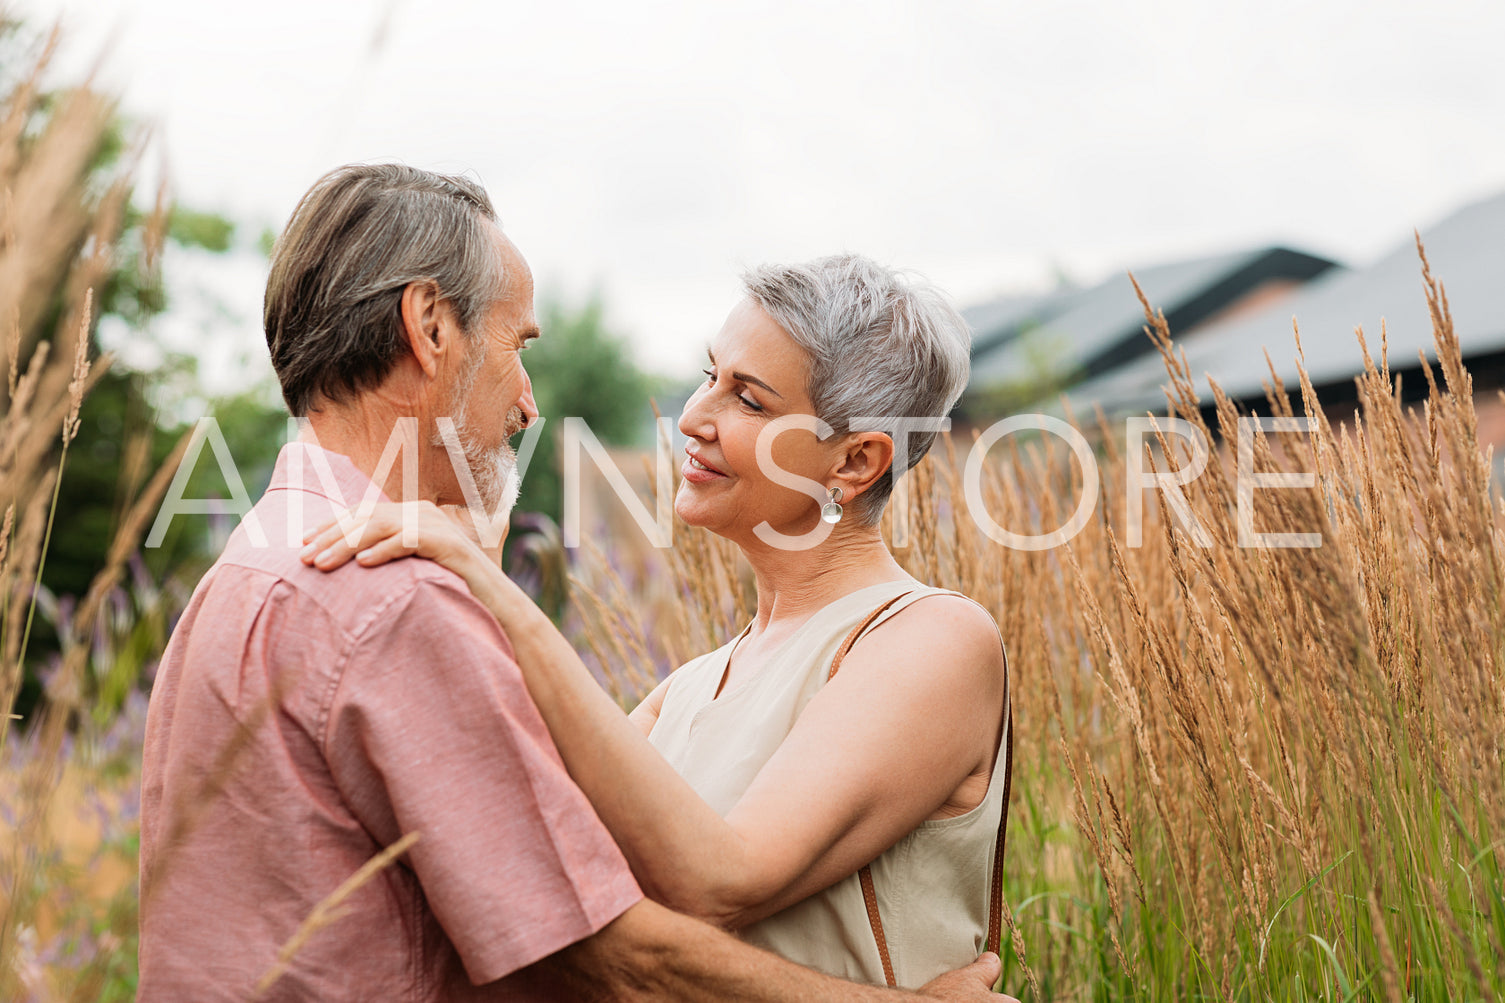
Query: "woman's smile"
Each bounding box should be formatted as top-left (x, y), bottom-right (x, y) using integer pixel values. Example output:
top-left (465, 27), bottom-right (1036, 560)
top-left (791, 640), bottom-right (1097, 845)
top-left (682, 448), bottom-right (728, 483)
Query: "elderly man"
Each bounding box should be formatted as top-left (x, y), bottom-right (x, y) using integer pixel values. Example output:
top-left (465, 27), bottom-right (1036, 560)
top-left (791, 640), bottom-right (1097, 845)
top-left (138, 163), bottom-right (1009, 1001)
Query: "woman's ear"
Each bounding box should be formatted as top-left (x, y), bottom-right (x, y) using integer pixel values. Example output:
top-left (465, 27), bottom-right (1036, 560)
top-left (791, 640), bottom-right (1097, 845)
top-left (830, 431), bottom-right (895, 505)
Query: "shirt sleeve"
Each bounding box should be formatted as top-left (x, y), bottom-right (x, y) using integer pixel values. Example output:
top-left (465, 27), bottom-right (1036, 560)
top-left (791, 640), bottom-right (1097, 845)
top-left (323, 571), bottom-right (642, 985)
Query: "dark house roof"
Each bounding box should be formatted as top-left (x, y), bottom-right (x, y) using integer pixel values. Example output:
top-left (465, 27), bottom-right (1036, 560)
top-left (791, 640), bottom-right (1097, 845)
top-left (965, 246), bottom-right (1337, 389)
top-left (1068, 190), bottom-right (1505, 417)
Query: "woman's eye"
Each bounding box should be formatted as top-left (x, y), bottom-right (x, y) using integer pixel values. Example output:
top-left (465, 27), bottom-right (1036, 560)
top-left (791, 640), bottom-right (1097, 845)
top-left (702, 367), bottom-right (761, 411)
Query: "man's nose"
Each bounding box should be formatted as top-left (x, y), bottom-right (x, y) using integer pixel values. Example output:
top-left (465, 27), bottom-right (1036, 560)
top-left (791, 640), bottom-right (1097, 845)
top-left (518, 371), bottom-right (540, 426)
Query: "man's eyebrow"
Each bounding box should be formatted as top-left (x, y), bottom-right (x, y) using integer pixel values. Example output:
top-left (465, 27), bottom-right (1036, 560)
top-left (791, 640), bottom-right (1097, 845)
top-left (706, 349), bottom-right (782, 399)
top-left (521, 327), bottom-right (541, 343)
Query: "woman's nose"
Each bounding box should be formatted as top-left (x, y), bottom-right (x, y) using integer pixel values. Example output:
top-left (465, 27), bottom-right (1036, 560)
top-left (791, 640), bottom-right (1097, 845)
top-left (677, 382), bottom-right (716, 441)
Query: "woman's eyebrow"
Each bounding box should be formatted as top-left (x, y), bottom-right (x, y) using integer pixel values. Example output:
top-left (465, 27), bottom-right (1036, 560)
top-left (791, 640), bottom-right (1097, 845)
top-left (734, 371), bottom-right (782, 398)
top-left (707, 349), bottom-right (783, 399)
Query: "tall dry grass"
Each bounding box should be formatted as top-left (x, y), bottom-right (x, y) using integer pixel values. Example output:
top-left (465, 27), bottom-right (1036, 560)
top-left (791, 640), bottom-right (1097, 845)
top-left (0, 27), bottom-right (187, 1001)
top-left (1, 20), bottom-right (1497, 1000)
top-left (574, 251), bottom-right (1505, 999)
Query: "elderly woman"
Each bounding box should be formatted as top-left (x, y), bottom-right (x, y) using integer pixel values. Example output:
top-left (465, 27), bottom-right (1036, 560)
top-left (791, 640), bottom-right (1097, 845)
top-left (306, 255), bottom-right (1012, 989)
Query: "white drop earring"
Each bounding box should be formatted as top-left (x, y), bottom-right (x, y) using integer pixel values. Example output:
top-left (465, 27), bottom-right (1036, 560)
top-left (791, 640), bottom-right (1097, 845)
top-left (821, 486), bottom-right (844, 524)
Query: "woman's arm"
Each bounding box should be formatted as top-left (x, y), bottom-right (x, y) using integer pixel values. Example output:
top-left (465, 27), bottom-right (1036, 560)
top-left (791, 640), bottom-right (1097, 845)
top-left (628, 675), bottom-right (673, 737)
top-left (303, 504), bottom-right (1006, 929)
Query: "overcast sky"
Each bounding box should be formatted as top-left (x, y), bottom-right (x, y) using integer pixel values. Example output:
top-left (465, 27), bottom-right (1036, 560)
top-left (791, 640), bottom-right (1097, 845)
top-left (18, 0), bottom-right (1505, 390)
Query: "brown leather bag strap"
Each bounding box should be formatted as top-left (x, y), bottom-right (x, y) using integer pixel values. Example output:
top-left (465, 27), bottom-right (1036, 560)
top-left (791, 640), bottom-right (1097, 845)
top-left (828, 592), bottom-right (911, 987)
top-left (986, 646), bottom-right (1014, 957)
top-left (825, 592), bottom-right (912, 683)
top-left (858, 864), bottom-right (898, 987)
top-left (827, 592), bottom-right (1013, 988)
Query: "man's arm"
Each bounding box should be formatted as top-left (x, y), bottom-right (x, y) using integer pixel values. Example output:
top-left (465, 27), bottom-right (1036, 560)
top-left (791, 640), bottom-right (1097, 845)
top-left (324, 576), bottom-right (645, 985)
top-left (531, 900), bottom-right (1011, 1002)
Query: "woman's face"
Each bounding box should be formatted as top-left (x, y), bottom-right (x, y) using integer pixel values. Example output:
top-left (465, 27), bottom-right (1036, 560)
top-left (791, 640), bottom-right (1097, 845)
top-left (675, 298), bottom-right (839, 542)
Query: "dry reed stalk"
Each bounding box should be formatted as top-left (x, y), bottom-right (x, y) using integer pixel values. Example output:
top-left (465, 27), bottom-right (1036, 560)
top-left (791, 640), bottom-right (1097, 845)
top-left (571, 245), bottom-right (1505, 999)
top-left (0, 26), bottom-right (60, 182)
top-left (0, 20), bottom-right (202, 1000)
top-left (997, 897), bottom-right (1042, 1001)
top-left (4, 305), bottom-right (17, 400)
top-left (8, 290), bottom-right (100, 699)
top-left (2, 468), bottom-right (52, 672)
top-left (1424, 874), bottom-right (1489, 997)
top-left (1060, 733), bottom-right (1116, 918)
top-left (0, 339), bottom-right (49, 478)
top-left (1367, 888), bottom-right (1404, 1003)
top-left (3, 355), bottom-right (106, 499)
top-left (62, 287), bottom-right (90, 443)
top-left (52, 426), bottom-right (192, 693)
top-left (1099, 772), bottom-right (1144, 905)
top-left (250, 831), bottom-right (422, 998)
top-left (0, 429), bottom-right (186, 985)
top-left (568, 566), bottom-right (658, 703)
top-left (0, 85), bottom-right (117, 349)
top-left (0, 504), bottom-right (11, 583)
top-left (114, 428), bottom-right (152, 523)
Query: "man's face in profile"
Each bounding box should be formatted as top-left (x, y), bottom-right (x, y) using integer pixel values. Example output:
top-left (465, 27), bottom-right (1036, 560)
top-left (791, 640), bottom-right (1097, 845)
top-left (436, 225), bottom-right (540, 512)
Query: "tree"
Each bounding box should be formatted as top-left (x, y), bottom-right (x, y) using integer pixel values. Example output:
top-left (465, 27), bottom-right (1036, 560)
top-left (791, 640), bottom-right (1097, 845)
top-left (514, 293), bottom-right (660, 521)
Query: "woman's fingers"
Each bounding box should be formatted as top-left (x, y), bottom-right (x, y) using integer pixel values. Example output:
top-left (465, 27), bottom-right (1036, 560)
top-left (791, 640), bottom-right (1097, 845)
top-left (354, 533), bottom-right (420, 568)
top-left (302, 506), bottom-right (359, 546)
top-left (302, 519), bottom-right (373, 569)
top-left (300, 501), bottom-right (476, 572)
top-left (301, 508), bottom-right (408, 569)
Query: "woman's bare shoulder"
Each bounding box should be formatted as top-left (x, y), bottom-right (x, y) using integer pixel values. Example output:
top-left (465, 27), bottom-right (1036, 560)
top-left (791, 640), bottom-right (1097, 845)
top-left (847, 590), bottom-right (1006, 687)
top-left (895, 591), bottom-right (1002, 647)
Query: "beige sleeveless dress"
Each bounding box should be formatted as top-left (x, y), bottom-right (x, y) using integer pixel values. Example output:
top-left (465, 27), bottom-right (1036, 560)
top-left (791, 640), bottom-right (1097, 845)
top-left (647, 579), bottom-right (1011, 989)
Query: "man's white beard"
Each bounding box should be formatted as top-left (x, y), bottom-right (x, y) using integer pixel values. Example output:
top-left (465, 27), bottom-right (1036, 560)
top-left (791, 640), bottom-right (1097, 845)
top-left (456, 419), bottom-right (520, 516)
top-left (438, 356), bottom-right (522, 517)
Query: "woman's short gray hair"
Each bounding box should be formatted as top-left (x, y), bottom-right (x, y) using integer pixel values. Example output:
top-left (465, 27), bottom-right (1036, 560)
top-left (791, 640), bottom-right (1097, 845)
top-left (741, 254), bottom-right (971, 525)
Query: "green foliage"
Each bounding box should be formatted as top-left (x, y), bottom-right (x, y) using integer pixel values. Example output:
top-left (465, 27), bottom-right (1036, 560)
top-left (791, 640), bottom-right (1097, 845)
top-left (137, 381), bottom-right (288, 581)
top-left (167, 207), bottom-right (235, 253)
top-left (963, 324), bottom-right (1080, 418)
top-left (513, 293), bottom-right (659, 521)
top-left (996, 755), bottom-right (1505, 1001)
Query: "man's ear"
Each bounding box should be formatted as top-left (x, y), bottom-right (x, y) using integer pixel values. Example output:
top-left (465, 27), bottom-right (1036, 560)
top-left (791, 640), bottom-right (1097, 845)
top-left (398, 280), bottom-right (457, 379)
top-left (829, 432), bottom-right (895, 506)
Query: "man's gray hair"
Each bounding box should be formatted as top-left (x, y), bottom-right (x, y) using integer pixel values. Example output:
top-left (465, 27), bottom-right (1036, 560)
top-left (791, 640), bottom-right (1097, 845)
top-left (264, 163), bottom-right (505, 416)
top-left (741, 253), bottom-right (972, 525)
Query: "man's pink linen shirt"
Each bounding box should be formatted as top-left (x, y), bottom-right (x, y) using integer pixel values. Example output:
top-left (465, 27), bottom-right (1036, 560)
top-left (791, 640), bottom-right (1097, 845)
top-left (139, 443), bottom-right (642, 1001)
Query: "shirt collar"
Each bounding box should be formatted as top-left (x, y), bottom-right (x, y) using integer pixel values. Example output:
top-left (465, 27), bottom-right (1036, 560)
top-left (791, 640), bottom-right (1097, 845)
top-left (265, 441), bottom-right (394, 508)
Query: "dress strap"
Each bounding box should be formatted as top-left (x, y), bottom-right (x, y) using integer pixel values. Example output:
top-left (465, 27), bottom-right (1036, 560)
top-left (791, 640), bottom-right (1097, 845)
top-left (826, 589), bottom-right (1013, 988)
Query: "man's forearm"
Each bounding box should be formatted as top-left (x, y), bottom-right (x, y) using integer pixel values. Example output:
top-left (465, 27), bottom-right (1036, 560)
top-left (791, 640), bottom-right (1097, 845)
top-left (549, 900), bottom-right (916, 1001)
